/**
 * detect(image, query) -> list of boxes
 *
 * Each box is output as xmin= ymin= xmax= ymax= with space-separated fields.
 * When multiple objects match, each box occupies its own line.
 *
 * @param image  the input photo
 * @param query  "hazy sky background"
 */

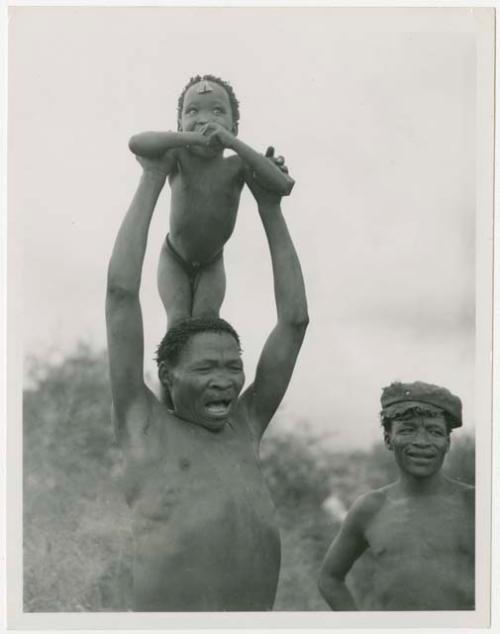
xmin=10 ymin=7 xmax=478 ymax=448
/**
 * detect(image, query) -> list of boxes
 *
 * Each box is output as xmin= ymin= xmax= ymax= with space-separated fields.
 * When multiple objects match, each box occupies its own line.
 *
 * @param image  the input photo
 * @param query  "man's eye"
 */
xmin=185 ymin=107 xmax=197 ymax=115
xmin=394 ymin=413 xmax=412 ymax=422
xmin=430 ymin=429 xmax=444 ymax=436
xmin=213 ymin=107 xmax=224 ymax=115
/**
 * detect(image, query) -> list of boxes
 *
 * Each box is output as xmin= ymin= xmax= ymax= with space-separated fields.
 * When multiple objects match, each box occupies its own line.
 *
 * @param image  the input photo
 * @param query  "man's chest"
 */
xmin=121 ymin=421 xmax=272 ymax=523
xmin=365 ymin=496 xmax=474 ymax=560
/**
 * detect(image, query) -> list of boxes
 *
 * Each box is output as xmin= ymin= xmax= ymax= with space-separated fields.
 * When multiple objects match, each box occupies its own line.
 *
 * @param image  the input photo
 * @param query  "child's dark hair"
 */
xmin=380 ymin=406 xmax=453 ymax=435
xmin=177 ymin=74 xmax=240 ymax=133
xmin=156 ymin=316 xmax=242 ymax=370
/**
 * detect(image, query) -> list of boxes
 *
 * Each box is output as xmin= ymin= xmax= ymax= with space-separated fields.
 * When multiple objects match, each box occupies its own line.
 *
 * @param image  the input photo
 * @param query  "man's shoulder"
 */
xmin=347 ymin=486 xmax=391 ymax=527
xmin=446 ymin=478 xmax=475 ymax=505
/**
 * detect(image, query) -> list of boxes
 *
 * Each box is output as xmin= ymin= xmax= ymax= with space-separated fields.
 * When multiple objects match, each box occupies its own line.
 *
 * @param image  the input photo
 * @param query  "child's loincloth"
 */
xmin=166 ymin=234 xmax=223 ymax=292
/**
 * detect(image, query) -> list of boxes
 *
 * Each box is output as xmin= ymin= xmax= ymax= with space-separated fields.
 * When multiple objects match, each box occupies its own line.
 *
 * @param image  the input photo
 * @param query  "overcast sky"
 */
xmin=10 ymin=7 xmax=481 ymax=448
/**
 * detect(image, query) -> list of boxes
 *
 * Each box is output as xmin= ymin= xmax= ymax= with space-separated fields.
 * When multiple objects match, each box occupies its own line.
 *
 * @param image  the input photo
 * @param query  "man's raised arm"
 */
xmin=242 ymin=155 xmax=309 ymax=441
xmin=106 ymin=156 xmax=169 ymax=439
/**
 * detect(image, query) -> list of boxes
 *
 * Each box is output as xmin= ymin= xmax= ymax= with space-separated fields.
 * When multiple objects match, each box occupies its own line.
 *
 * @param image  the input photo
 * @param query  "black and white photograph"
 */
xmin=5 ymin=4 xmax=495 ymax=630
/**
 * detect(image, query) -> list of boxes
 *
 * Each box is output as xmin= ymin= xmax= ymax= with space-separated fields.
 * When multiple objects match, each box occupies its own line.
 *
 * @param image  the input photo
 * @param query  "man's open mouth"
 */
xmin=204 ymin=399 xmax=232 ymax=418
xmin=406 ymin=451 xmax=434 ymax=460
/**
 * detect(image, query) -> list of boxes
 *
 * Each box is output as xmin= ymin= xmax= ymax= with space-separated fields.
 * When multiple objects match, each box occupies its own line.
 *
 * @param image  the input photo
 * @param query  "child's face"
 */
xmin=385 ymin=410 xmax=450 ymax=479
xmin=179 ymin=81 xmax=235 ymax=134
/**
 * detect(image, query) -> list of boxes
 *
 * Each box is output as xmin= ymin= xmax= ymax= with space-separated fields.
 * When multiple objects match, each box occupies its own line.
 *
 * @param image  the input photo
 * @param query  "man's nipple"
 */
xmin=179 ymin=457 xmax=191 ymax=471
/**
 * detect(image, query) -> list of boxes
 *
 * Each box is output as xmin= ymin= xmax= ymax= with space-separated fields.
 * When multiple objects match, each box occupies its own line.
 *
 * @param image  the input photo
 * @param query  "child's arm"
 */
xmin=318 ymin=494 xmax=376 ymax=610
xmin=201 ymin=123 xmax=295 ymax=195
xmin=129 ymin=131 xmax=208 ymax=159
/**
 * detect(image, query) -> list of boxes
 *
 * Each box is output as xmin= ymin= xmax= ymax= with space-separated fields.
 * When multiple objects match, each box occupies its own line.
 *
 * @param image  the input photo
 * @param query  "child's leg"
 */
xmin=192 ymin=254 xmax=226 ymax=319
xmin=157 ymin=239 xmax=193 ymax=330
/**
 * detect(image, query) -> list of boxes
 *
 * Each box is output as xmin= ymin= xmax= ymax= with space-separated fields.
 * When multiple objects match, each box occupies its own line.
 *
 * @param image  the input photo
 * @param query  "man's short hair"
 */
xmin=156 ymin=316 xmax=242 ymax=370
xmin=177 ymin=74 xmax=241 ymax=133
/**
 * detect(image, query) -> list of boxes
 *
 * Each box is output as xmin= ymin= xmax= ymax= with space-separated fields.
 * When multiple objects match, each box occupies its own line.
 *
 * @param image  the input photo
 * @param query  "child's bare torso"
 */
xmin=168 ymin=149 xmax=244 ymax=263
xmin=358 ymin=483 xmax=474 ymax=610
xmin=119 ymin=401 xmax=280 ymax=611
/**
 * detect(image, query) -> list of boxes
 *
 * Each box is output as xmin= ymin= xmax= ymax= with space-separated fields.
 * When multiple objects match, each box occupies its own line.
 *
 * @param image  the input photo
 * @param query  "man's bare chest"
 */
xmin=365 ymin=496 xmax=474 ymax=560
xmin=121 ymin=421 xmax=274 ymax=528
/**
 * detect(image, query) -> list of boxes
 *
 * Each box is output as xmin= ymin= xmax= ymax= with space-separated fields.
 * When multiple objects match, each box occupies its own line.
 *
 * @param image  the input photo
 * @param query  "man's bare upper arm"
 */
xmin=241 ymin=320 xmax=307 ymax=442
xmin=321 ymin=493 xmax=383 ymax=581
xmin=106 ymin=287 xmax=153 ymax=436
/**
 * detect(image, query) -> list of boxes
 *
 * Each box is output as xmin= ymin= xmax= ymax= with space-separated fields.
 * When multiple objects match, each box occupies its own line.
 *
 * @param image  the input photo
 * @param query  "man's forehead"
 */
xmin=183 ymin=331 xmax=240 ymax=356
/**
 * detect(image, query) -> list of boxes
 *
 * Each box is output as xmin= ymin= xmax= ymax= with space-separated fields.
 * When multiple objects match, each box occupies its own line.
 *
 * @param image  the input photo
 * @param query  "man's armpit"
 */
xmin=111 ymin=388 xmax=156 ymax=445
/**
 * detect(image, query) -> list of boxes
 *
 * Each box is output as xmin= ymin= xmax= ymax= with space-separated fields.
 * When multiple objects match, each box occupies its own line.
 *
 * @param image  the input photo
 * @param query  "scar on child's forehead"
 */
xmin=197 ymin=81 xmax=214 ymax=94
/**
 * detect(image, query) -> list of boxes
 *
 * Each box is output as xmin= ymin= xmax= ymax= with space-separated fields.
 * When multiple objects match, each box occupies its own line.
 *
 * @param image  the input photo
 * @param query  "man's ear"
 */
xmin=445 ymin=433 xmax=451 ymax=454
xmin=158 ymin=361 xmax=172 ymax=389
xmin=159 ymin=362 xmax=175 ymax=409
xmin=384 ymin=429 xmax=393 ymax=451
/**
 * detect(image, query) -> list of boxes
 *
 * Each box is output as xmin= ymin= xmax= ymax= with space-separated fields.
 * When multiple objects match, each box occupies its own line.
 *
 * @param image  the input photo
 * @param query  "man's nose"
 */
xmin=208 ymin=371 xmax=233 ymax=389
xmin=412 ymin=427 xmax=430 ymax=445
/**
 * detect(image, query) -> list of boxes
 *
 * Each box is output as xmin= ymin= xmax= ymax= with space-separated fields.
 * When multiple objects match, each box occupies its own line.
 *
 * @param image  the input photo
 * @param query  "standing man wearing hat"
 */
xmin=318 ymin=381 xmax=474 ymax=611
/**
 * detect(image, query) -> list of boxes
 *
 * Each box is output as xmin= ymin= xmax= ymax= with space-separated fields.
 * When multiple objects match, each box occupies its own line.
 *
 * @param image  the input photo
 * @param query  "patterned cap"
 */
xmin=380 ymin=381 xmax=462 ymax=428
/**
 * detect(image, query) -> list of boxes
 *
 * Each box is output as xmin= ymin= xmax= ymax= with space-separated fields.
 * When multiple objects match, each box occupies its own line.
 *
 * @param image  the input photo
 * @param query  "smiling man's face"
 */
xmin=165 ymin=331 xmax=245 ymax=432
xmin=385 ymin=407 xmax=450 ymax=479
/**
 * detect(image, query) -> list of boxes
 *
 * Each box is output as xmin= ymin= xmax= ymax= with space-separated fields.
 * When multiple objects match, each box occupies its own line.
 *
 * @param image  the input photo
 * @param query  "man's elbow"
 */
xmin=318 ymin=568 xmax=331 ymax=599
xmin=106 ymin=276 xmax=138 ymax=302
xmin=318 ymin=568 xmax=345 ymax=606
xmin=287 ymin=310 xmax=310 ymax=333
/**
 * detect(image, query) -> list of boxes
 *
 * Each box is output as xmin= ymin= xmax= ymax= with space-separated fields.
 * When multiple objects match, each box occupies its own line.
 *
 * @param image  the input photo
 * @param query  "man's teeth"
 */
xmin=206 ymin=402 xmax=230 ymax=415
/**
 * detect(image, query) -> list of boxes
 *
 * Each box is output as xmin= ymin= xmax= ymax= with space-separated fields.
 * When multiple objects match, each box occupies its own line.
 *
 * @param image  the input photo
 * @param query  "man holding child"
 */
xmin=106 ymin=74 xmax=474 ymax=613
xmin=106 ymin=133 xmax=307 ymax=609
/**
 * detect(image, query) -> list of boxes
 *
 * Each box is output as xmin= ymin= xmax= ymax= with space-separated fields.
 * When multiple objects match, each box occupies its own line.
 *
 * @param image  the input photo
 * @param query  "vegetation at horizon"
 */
xmin=23 ymin=345 xmax=475 ymax=611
